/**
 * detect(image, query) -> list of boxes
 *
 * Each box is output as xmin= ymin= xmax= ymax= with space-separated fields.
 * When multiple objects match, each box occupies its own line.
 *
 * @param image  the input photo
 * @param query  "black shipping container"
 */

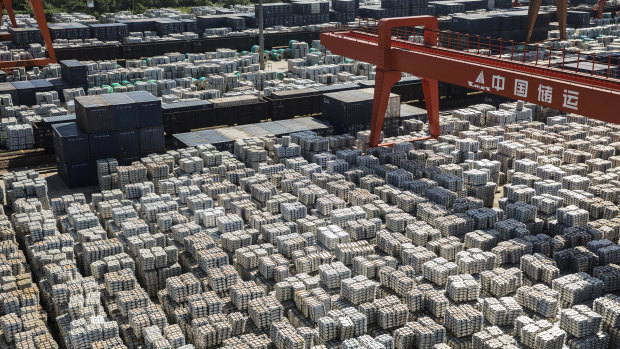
xmin=75 ymin=95 xmax=113 ymax=133
xmin=116 ymin=19 xmax=157 ymax=32
xmin=89 ymin=132 xmax=115 ymax=160
xmin=57 ymin=161 xmax=95 ymax=188
xmin=114 ymin=129 xmax=140 ymax=157
xmin=10 ymin=27 xmax=42 ymax=48
xmin=101 ymin=93 xmax=139 ymax=130
xmin=89 ymin=23 xmax=128 ymax=41
xmin=181 ymin=19 xmax=198 ymax=33
xmin=60 ymin=59 xmax=88 ymax=86
xmin=139 ymin=126 xmax=165 ymax=155
xmin=49 ymin=23 xmax=91 ymax=40
xmin=126 ymin=91 xmax=163 ymax=127
xmin=35 ymin=114 xmax=77 ymax=149
xmin=11 ymin=81 xmax=36 ymax=106
xmin=30 ymin=79 xmax=53 ymax=92
xmin=155 ymin=18 xmax=184 ymax=36
xmin=52 ymin=122 xmax=90 ymax=163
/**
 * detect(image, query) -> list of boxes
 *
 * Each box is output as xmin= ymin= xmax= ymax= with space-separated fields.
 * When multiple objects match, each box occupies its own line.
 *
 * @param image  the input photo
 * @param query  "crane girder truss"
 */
xmin=0 ymin=0 xmax=56 ymax=69
xmin=320 ymin=16 xmax=620 ymax=148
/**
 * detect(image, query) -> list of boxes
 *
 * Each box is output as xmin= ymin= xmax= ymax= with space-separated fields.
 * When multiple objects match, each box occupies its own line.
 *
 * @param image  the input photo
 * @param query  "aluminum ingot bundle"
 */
xmin=444 ymin=305 xmax=483 ymax=338
xmin=230 ymin=281 xmax=265 ymax=310
xmin=492 ymin=238 xmax=533 ymax=265
xmin=405 ymin=221 xmax=440 ymax=247
xmin=319 ymin=262 xmax=351 ymax=289
xmin=335 ymin=241 xmax=374 ymax=265
xmin=352 ymin=254 xmax=398 ymax=279
xmin=346 ymin=218 xmax=382 ymax=241
xmin=594 ymin=264 xmax=620 ymax=292
xmin=317 ymin=225 xmax=350 ymax=250
xmin=270 ymin=320 xmax=306 ymax=349
xmin=341 ymin=275 xmax=377 ymax=305
xmin=554 ymin=247 xmax=600 ymax=275
xmin=248 ymin=295 xmax=283 ymax=329
xmin=466 ymin=207 xmax=501 ymax=230
xmin=482 ymin=297 xmax=523 ymax=326
xmin=455 ymin=248 xmax=495 ymax=274
xmin=516 ymin=284 xmax=560 ymax=318
xmin=426 ymin=236 xmax=463 ymax=261
xmin=559 ymin=305 xmax=602 ymax=339
xmin=557 ymin=205 xmax=589 ymax=227
xmin=472 ymin=326 xmax=519 ymax=349
xmin=393 ymin=316 xmax=446 ymax=349
xmin=422 ymin=257 xmax=458 ymax=286
xmin=378 ymin=266 xmax=416 ymax=297
xmin=446 ymin=274 xmax=480 ymax=302
xmin=481 ymin=267 xmax=522 ymax=297
xmin=552 ymin=272 xmax=604 ymax=307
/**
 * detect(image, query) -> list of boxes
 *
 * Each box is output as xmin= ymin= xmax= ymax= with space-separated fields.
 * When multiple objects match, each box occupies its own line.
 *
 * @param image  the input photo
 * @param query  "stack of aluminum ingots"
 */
xmin=341 ymin=275 xmax=377 ymax=305
xmin=481 ymin=267 xmax=522 ymax=297
xmin=481 ymin=297 xmax=523 ymax=327
xmin=520 ymin=253 xmax=560 ymax=284
xmin=352 ymin=254 xmax=397 ymax=279
xmin=472 ymin=326 xmax=519 ymax=349
xmin=552 ymin=272 xmax=604 ymax=307
xmin=10 ymin=103 xmax=620 ymax=349
xmin=516 ymin=284 xmax=560 ymax=318
xmin=446 ymin=274 xmax=481 ymax=302
xmin=423 ymin=257 xmax=458 ymax=286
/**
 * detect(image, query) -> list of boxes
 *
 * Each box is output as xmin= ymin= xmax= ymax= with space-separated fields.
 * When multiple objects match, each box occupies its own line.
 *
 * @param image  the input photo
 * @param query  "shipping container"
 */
xmin=75 ymin=95 xmax=113 ymax=133
xmin=57 ymin=161 xmax=95 ymax=188
xmin=35 ymin=114 xmax=77 ymax=149
xmin=52 ymin=122 xmax=90 ymax=163
xmin=139 ymin=126 xmax=165 ymax=155
xmin=88 ymin=132 xmax=115 ymax=160
xmin=101 ymin=93 xmax=140 ymax=130
xmin=60 ymin=59 xmax=88 ymax=87
xmin=114 ymin=129 xmax=140 ymax=157
xmin=11 ymin=81 xmax=36 ymax=106
xmin=126 ymin=91 xmax=163 ymax=127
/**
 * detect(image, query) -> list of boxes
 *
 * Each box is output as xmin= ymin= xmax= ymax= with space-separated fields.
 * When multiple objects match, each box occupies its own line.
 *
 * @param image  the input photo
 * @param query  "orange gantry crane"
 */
xmin=321 ymin=16 xmax=620 ymax=148
xmin=0 ymin=0 xmax=56 ymax=68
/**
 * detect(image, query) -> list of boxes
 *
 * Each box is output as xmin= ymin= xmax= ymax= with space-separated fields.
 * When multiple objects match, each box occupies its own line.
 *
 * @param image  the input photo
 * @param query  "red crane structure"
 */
xmin=320 ymin=16 xmax=620 ymax=148
xmin=0 ymin=0 xmax=56 ymax=69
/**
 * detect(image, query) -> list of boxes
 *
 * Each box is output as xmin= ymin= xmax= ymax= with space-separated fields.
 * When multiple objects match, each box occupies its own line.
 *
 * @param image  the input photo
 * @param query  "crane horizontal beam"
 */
xmin=322 ymin=27 xmax=620 ymax=123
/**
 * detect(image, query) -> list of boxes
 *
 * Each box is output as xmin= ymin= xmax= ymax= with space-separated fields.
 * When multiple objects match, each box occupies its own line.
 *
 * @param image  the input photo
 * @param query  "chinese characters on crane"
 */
xmin=468 ymin=70 xmax=580 ymax=112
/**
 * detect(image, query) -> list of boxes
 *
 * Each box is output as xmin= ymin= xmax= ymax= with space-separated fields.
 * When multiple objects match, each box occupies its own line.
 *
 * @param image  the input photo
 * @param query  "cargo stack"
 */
xmin=53 ymin=91 xmax=163 ymax=188
xmin=257 ymin=3 xmax=293 ymax=27
xmin=290 ymin=0 xmax=330 ymax=26
xmin=88 ymin=23 xmax=128 ymax=42
xmin=330 ymin=0 xmax=357 ymax=23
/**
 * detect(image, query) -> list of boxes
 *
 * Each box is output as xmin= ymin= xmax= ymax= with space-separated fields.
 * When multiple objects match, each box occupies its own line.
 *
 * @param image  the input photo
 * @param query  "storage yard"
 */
xmin=0 ymin=0 xmax=619 ymax=348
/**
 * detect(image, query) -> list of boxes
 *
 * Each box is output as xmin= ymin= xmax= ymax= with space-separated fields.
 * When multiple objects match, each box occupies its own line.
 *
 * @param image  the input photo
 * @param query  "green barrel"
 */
xmin=251 ymin=45 xmax=260 ymax=53
xmin=289 ymin=39 xmax=297 ymax=48
xmin=277 ymin=72 xmax=285 ymax=80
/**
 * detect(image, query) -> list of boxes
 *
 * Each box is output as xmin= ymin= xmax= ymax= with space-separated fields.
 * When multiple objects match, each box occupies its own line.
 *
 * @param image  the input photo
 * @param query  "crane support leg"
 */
xmin=556 ymin=0 xmax=567 ymax=41
xmin=1 ymin=0 xmax=17 ymax=28
xmin=30 ymin=0 xmax=56 ymax=62
xmin=422 ymin=78 xmax=440 ymax=139
xmin=369 ymin=69 xmax=401 ymax=148
xmin=525 ymin=0 xmax=542 ymax=42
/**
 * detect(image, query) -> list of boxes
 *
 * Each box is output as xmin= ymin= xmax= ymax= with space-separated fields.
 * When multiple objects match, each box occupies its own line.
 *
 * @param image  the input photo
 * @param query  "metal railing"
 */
xmin=321 ymin=17 xmax=620 ymax=82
